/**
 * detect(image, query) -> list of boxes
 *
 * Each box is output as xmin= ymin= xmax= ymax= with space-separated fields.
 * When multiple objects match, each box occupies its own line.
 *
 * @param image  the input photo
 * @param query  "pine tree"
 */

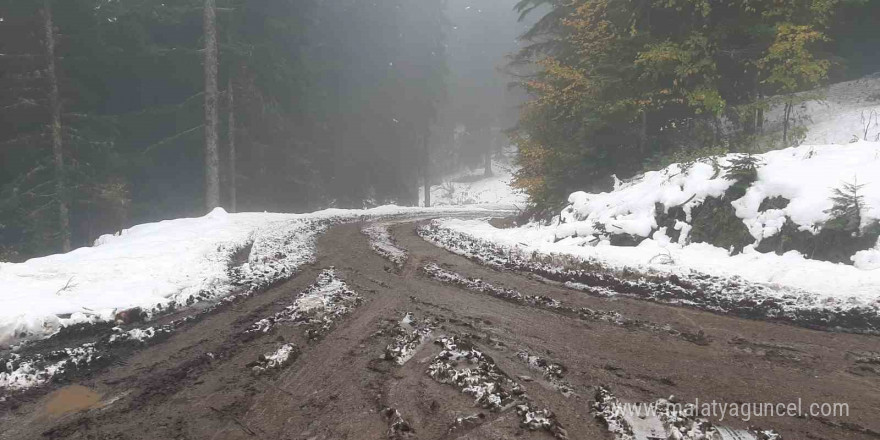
xmin=723 ymin=154 xmax=762 ymax=185
xmin=39 ymin=0 xmax=69 ymax=252
xmin=227 ymin=76 xmax=236 ymax=213
xmin=722 ymin=154 xmax=763 ymax=199
xmin=825 ymin=179 xmax=866 ymax=235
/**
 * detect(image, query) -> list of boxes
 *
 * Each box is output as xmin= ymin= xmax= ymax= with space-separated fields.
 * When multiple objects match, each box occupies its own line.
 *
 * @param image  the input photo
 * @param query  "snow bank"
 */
xmin=558 ymin=142 xmax=880 ymax=257
xmin=561 ymin=159 xmax=732 ymax=238
xmin=0 ymin=204 xmax=508 ymax=348
xmin=734 ymin=142 xmax=880 ymax=239
xmin=0 ymin=207 xmax=273 ymax=347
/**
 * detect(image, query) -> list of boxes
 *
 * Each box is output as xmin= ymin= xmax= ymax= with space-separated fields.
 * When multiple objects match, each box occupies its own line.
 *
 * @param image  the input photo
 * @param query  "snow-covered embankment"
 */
xmin=0 ymin=205 xmax=507 ymax=348
xmin=421 ymin=142 xmax=880 ymax=331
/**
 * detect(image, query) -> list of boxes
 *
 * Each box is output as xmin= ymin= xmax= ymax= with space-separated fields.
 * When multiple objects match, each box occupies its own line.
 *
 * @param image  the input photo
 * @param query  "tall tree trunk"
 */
xmin=422 ymin=135 xmax=430 ymax=208
xmin=638 ymin=110 xmax=648 ymax=153
xmin=227 ymin=76 xmax=237 ymax=213
xmin=756 ymin=107 xmax=764 ymax=134
xmin=756 ymin=95 xmax=765 ymax=134
xmin=42 ymin=0 xmax=70 ymax=252
xmin=203 ymin=0 xmax=221 ymax=211
xmin=782 ymin=101 xmax=792 ymax=146
xmin=753 ymin=88 xmax=764 ymax=135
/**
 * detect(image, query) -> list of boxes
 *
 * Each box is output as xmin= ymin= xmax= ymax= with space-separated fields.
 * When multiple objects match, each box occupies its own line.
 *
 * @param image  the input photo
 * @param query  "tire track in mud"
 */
xmin=373 ymin=310 xmax=573 ymax=439
xmin=129 ymin=268 xmax=362 ymax=411
xmin=419 ymin=262 xmax=712 ymax=346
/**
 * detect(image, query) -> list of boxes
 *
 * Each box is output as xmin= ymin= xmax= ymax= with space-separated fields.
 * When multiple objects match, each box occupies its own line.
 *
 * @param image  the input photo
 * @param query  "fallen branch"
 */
xmin=55 ymin=276 xmax=76 ymax=295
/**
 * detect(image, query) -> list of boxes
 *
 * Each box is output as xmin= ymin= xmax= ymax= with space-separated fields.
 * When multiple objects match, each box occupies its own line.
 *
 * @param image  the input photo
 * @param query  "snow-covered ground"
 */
xmin=420 ymin=149 xmax=527 ymax=208
xmin=0 ymin=205 xmax=509 ymax=348
xmin=771 ymin=74 xmax=880 ymax=145
xmin=423 ymin=141 xmax=880 ymax=323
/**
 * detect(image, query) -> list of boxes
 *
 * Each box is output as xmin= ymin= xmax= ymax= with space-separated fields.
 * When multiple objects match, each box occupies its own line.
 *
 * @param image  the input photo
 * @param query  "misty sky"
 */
xmin=443 ymin=0 xmax=533 ymax=129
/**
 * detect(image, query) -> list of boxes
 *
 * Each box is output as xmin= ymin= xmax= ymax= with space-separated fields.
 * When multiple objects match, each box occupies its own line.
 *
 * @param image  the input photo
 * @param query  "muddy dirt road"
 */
xmin=1 ymin=219 xmax=879 ymax=439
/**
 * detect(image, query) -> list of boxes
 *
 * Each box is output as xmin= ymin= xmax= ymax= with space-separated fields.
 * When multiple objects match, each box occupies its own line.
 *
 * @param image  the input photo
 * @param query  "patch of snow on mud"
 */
xmin=251 ymin=343 xmax=298 ymax=373
xmin=517 ymin=405 xmax=566 ymax=435
xmin=108 ymin=326 xmax=172 ymax=344
xmin=246 ymin=268 xmax=361 ymax=336
xmin=382 ymin=407 xmax=416 ymax=439
xmin=1 ymin=320 xmax=189 ymax=395
xmin=362 ymin=223 xmax=408 ymax=269
xmin=427 ymin=336 xmax=518 ymax=410
xmin=230 ymin=219 xmax=329 ymax=295
xmin=1 ymin=344 xmax=100 ymax=392
xmin=516 ymin=350 xmax=574 ymax=397
xmin=1 ymin=311 xmax=211 ymax=394
xmin=448 ymin=413 xmax=486 ymax=432
xmin=426 ymin=335 xmax=568 ymax=438
xmin=592 ymin=386 xmax=781 ymax=440
xmin=383 ymin=313 xmax=433 ymax=365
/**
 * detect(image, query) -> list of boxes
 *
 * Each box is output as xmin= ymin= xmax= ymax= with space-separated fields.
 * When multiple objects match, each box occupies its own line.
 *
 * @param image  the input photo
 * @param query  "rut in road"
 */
xmin=1 ymin=220 xmax=879 ymax=440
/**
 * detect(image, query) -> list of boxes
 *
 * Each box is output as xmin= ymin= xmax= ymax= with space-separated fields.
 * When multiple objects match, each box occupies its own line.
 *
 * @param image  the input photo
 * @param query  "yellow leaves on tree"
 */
xmin=761 ymin=23 xmax=830 ymax=94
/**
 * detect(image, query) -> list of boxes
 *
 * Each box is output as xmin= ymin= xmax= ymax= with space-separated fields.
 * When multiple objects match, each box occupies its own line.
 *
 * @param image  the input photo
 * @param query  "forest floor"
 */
xmin=1 ymin=217 xmax=879 ymax=440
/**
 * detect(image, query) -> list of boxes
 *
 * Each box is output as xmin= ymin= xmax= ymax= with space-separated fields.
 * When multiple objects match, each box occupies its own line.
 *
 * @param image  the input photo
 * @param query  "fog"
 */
xmin=0 ymin=0 xmax=534 ymax=259
xmin=434 ymin=0 xmax=533 ymax=175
